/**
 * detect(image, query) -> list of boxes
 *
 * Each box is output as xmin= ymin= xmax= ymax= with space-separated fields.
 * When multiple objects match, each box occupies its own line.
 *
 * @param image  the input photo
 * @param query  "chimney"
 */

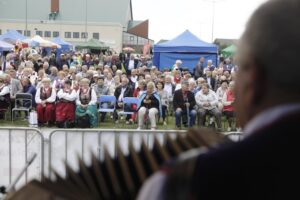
xmin=51 ymin=0 xmax=59 ymax=12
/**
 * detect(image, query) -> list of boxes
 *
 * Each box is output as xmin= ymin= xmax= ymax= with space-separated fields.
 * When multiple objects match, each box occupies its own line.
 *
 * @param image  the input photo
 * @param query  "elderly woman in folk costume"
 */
xmin=35 ymin=78 xmax=56 ymax=126
xmin=137 ymin=82 xmax=162 ymax=130
xmin=55 ymin=79 xmax=77 ymax=128
xmin=75 ymin=78 xmax=98 ymax=128
xmin=0 ymin=75 xmax=10 ymax=119
xmin=35 ymin=69 xmax=47 ymax=89
xmin=52 ymin=71 xmax=66 ymax=92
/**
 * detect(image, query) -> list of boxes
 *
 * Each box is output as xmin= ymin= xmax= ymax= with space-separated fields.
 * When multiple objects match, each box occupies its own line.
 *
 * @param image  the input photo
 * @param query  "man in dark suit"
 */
xmin=173 ymin=80 xmax=196 ymax=128
xmin=137 ymin=0 xmax=300 ymax=199
xmin=114 ymin=77 xmax=133 ymax=123
xmin=193 ymin=57 xmax=205 ymax=79
xmin=204 ymin=70 xmax=216 ymax=91
xmin=125 ymin=54 xmax=138 ymax=74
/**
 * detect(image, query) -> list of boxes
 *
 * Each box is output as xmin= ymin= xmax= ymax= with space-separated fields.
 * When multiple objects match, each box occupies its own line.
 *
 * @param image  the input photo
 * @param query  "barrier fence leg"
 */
xmin=9 ymin=130 xmax=12 ymax=184
xmin=97 ymin=131 xmax=102 ymax=160
xmin=25 ymin=130 xmax=28 ymax=183
xmin=81 ymin=131 xmax=84 ymax=160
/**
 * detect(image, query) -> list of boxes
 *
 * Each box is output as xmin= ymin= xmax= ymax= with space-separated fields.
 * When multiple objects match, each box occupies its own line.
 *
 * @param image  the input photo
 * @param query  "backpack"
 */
xmin=77 ymin=114 xmax=90 ymax=128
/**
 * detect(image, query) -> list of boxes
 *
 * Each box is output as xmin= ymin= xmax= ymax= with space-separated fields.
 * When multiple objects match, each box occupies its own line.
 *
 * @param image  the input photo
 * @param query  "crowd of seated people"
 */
xmin=0 ymin=51 xmax=238 ymax=130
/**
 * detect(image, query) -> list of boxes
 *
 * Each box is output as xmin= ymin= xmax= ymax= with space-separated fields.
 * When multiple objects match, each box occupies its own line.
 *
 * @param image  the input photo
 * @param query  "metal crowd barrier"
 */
xmin=0 ymin=127 xmax=243 ymax=188
xmin=0 ymin=127 xmax=44 ymax=190
xmin=48 ymin=129 xmax=186 ymax=179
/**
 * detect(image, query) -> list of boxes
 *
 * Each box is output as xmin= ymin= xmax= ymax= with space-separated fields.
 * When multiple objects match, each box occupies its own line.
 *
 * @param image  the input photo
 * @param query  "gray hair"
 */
xmin=147 ymin=81 xmax=156 ymax=89
xmin=181 ymin=80 xmax=189 ymax=86
xmin=80 ymin=78 xmax=90 ymax=85
xmin=188 ymin=79 xmax=196 ymax=85
xmin=229 ymin=81 xmax=235 ymax=88
xmin=239 ymin=0 xmax=300 ymax=89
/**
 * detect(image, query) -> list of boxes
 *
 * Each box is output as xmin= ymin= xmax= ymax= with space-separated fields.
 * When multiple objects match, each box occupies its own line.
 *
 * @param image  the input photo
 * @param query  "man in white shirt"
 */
xmin=125 ymin=55 xmax=137 ymax=73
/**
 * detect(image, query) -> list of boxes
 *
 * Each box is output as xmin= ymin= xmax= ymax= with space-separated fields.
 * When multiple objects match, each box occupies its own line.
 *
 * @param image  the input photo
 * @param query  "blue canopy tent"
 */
xmin=52 ymin=37 xmax=72 ymax=50
xmin=0 ymin=40 xmax=14 ymax=52
xmin=153 ymin=30 xmax=218 ymax=72
xmin=0 ymin=30 xmax=26 ymax=44
xmin=52 ymin=37 xmax=73 ymax=59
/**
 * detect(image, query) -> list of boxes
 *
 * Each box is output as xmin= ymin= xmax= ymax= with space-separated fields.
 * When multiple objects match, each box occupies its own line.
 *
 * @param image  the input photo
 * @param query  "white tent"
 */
xmin=23 ymin=35 xmax=61 ymax=48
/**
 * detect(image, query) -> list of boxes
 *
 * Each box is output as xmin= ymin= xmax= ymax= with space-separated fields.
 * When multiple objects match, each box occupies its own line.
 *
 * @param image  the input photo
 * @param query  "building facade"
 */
xmin=0 ymin=0 xmax=152 ymax=53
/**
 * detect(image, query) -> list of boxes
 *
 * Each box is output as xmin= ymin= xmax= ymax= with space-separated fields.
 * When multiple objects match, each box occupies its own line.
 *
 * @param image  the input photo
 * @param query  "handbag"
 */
xmin=29 ymin=111 xmax=38 ymax=128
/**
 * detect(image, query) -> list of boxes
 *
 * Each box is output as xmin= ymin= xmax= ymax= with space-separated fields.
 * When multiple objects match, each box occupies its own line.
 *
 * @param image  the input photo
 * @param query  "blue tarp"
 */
xmin=0 ymin=30 xmax=26 ymax=44
xmin=52 ymin=37 xmax=72 ymax=50
xmin=52 ymin=37 xmax=73 ymax=59
xmin=153 ymin=30 xmax=218 ymax=72
xmin=0 ymin=40 xmax=14 ymax=52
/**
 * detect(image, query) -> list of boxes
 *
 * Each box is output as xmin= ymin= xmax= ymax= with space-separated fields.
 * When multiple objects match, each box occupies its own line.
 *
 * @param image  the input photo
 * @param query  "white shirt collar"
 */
xmin=244 ymin=103 xmax=300 ymax=137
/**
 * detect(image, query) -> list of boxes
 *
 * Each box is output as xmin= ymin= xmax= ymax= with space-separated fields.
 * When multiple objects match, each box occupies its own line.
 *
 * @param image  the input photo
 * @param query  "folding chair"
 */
xmin=98 ymin=95 xmax=116 ymax=123
xmin=12 ymin=93 xmax=32 ymax=121
xmin=117 ymin=97 xmax=139 ymax=127
xmin=0 ymin=105 xmax=11 ymax=121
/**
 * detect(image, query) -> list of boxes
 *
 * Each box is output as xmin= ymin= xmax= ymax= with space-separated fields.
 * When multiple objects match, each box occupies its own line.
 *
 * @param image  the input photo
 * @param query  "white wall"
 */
xmin=0 ymin=21 xmax=123 ymax=52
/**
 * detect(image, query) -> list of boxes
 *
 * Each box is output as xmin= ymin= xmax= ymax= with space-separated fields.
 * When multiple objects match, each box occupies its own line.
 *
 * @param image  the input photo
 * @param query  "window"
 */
xmin=53 ymin=31 xmax=59 ymax=37
xmin=130 ymin=36 xmax=135 ymax=41
xmin=24 ymin=30 xmax=31 ymax=37
xmin=93 ymin=33 xmax=99 ymax=39
xmin=73 ymin=32 xmax=79 ymax=38
xmin=65 ymin=32 xmax=71 ymax=38
xmin=44 ymin=31 xmax=51 ymax=37
xmin=36 ymin=31 xmax=43 ymax=37
xmin=81 ymin=32 xmax=88 ymax=39
xmin=17 ymin=30 xmax=22 ymax=34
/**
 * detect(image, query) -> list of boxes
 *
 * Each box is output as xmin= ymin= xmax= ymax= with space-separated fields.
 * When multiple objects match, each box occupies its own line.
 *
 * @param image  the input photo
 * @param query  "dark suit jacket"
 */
xmin=204 ymin=76 xmax=216 ymax=91
xmin=163 ymin=111 xmax=300 ymax=200
xmin=173 ymin=89 xmax=196 ymax=112
xmin=193 ymin=62 xmax=204 ymax=79
xmin=125 ymin=59 xmax=138 ymax=71
xmin=114 ymin=85 xmax=133 ymax=103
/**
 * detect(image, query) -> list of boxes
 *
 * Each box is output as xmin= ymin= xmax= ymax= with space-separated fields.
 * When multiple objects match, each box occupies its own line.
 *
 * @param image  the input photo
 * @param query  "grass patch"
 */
xmin=0 ymin=112 xmax=231 ymax=131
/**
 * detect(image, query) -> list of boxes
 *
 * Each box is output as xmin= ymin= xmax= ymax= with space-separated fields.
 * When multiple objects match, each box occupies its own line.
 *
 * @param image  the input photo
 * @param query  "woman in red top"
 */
xmin=173 ymin=69 xmax=181 ymax=84
xmin=222 ymin=81 xmax=235 ymax=131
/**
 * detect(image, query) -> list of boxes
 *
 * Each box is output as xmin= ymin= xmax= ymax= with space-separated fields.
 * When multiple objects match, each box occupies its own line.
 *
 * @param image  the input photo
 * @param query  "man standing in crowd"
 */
xmin=125 ymin=54 xmax=138 ymax=74
xmin=193 ymin=57 xmax=205 ymax=79
xmin=137 ymin=0 xmax=300 ymax=199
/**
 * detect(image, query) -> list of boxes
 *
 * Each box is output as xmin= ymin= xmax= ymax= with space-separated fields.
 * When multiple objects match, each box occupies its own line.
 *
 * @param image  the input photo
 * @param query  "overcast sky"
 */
xmin=131 ymin=0 xmax=267 ymax=43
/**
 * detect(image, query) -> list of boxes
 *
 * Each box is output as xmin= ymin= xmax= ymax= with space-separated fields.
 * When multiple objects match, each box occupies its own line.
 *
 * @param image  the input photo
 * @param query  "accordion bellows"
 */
xmin=8 ymin=129 xmax=225 ymax=200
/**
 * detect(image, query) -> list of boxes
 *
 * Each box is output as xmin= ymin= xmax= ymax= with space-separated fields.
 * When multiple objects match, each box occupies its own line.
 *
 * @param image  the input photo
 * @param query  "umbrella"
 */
xmin=123 ymin=47 xmax=135 ymax=52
